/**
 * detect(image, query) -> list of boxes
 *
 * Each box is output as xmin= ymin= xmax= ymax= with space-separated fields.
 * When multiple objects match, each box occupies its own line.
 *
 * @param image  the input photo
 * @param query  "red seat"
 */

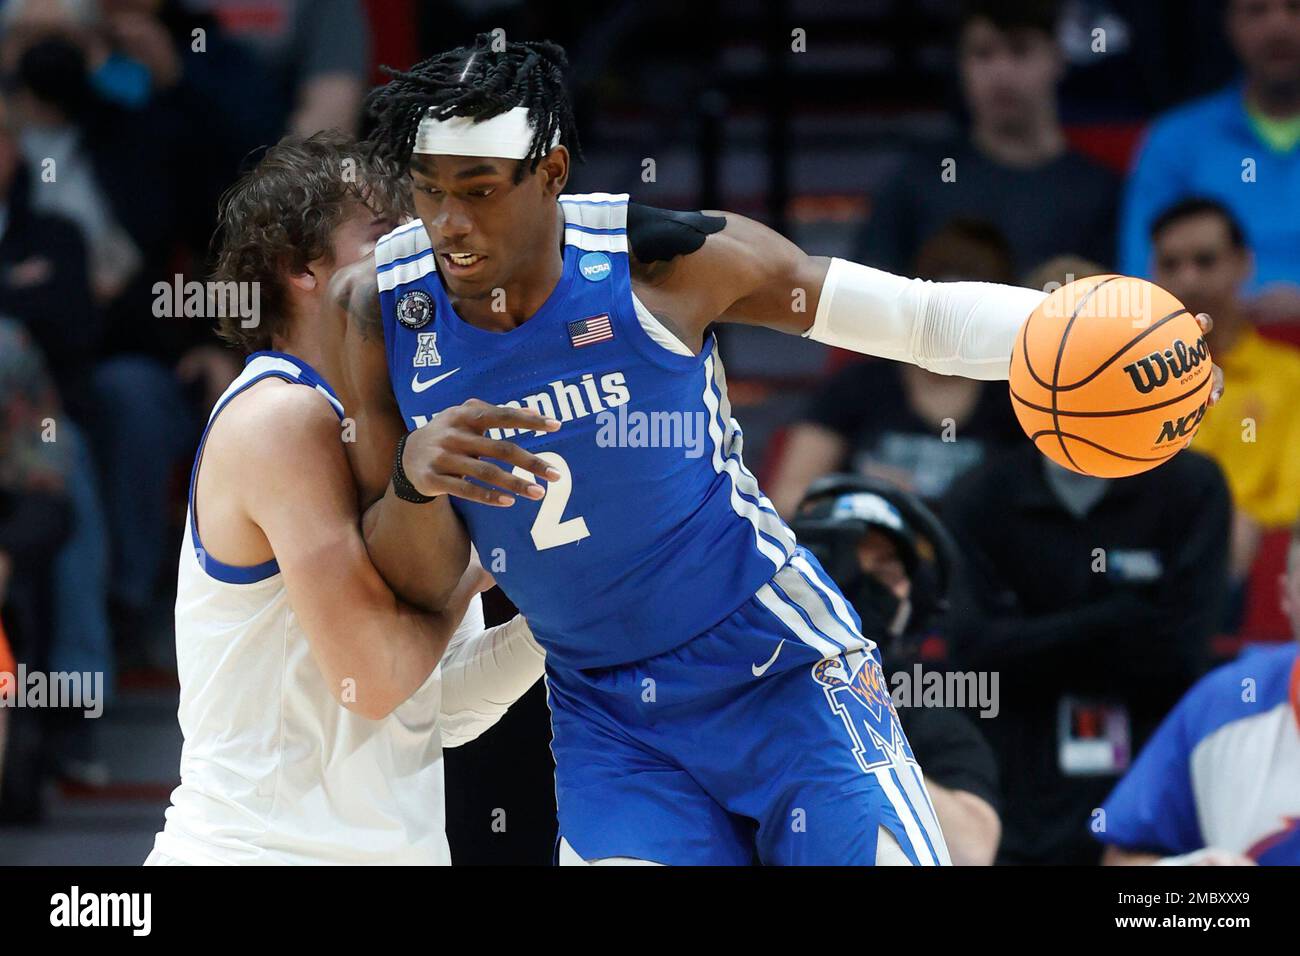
xmin=1239 ymin=528 xmax=1294 ymax=642
xmin=1256 ymin=322 xmax=1300 ymax=349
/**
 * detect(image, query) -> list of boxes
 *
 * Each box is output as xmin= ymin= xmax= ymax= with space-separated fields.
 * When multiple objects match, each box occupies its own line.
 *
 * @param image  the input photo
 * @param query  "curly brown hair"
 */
xmin=211 ymin=131 xmax=410 ymax=352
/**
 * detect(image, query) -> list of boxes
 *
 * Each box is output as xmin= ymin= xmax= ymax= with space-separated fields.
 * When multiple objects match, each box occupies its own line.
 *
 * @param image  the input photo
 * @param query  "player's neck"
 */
xmin=271 ymin=314 xmax=332 ymax=381
xmin=971 ymin=113 xmax=1066 ymax=168
xmin=450 ymin=217 xmax=566 ymax=332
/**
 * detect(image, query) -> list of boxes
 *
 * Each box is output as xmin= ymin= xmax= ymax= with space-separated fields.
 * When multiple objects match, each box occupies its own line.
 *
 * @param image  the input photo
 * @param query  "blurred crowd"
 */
xmin=0 ymin=0 xmax=1298 ymax=865
xmin=0 ymin=0 xmax=371 ymax=820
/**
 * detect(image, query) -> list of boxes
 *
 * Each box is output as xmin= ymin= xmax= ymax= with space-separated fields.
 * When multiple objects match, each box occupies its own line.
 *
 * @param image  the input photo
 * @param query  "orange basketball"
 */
xmin=1008 ymin=275 xmax=1213 ymax=478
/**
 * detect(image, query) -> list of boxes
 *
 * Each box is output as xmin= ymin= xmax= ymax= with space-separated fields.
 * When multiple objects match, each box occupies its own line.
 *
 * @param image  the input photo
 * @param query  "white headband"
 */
xmin=413 ymin=106 xmax=557 ymax=160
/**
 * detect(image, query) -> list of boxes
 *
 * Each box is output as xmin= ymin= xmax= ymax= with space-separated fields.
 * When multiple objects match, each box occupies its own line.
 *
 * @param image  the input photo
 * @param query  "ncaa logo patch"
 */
xmin=396 ymin=290 xmax=434 ymax=329
xmin=579 ymin=251 xmax=612 ymax=282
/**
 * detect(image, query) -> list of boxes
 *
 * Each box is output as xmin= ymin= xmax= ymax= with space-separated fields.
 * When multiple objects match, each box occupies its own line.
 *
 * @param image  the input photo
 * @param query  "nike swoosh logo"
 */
xmin=752 ymin=640 xmax=785 ymax=677
xmin=411 ymin=367 xmax=461 ymax=393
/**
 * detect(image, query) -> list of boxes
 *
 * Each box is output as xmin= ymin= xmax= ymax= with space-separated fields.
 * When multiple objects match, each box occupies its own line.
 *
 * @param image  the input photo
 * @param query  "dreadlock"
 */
xmin=366 ymin=34 xmax=582 ymax=181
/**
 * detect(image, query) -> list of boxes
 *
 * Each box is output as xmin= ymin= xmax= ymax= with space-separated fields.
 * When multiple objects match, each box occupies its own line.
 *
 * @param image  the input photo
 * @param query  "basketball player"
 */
xmin=146 ymin=134 xmax=551 ymax=865
xmin=338 ymin=36 xmax=1221 ymax=865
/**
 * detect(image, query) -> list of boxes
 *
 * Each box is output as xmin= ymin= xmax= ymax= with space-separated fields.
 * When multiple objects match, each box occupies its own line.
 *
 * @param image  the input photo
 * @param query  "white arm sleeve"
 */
xmin=438 ymin=602 xmax=545 ymax=749
xmin=803 ymin=257 xmax=1048 ymax=380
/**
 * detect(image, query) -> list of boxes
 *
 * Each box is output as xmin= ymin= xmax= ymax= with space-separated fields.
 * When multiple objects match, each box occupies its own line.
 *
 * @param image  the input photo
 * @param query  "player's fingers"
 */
xmin=445 ymin=454 xmax=546 ymax=501
xmin=1194 ymin=311 xmax=1213 ymax=336
xmin=436 ymin=475 xmax=518 ymax=507
xmin=460 ymin=399 xmax=560 ymax=435
xmin=468 ymin=437 xmax=562 ymax=480
xmin=1210 ymin=363 xmax=1224 ymax=405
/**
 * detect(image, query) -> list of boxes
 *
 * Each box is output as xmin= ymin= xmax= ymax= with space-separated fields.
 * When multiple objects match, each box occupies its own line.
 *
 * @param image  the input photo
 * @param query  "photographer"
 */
xmin=793 ymin=475 xmax=1001 ymax=866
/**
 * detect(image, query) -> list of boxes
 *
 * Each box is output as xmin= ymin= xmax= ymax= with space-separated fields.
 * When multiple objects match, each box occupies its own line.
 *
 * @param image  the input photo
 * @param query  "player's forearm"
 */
xmin=804 ymin=258 xmax=1047 ymax=380
xmin=342 ymin=558 xmax=488 ymax=720
xmin=362 ymin=488 xmax=470 ymax=612
xmin=439 ymin=614 xmax=546 ymax=747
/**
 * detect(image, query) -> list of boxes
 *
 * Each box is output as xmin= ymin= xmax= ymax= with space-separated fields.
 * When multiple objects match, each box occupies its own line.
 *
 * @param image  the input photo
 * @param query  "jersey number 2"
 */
xmin=512 ymin=452 xmax=589 ymax=550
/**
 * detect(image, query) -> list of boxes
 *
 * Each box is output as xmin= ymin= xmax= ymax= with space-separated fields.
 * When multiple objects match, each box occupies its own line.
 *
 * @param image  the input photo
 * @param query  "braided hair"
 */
xmin=366 ymin=34 xmax=582 ymax=181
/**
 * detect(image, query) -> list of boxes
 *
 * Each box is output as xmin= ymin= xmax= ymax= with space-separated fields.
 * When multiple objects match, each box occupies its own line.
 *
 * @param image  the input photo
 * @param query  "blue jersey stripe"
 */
xmin=563 ymin=223 xmax=627 ymax=236
xmin=377 ymin=248 xmax=436 ymax=273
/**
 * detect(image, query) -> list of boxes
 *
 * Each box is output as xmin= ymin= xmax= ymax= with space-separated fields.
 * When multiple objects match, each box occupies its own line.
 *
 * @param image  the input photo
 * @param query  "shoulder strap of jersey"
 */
xmin=559 ymin=193 xmax=629 ymax=254
xmin=377 ymin=219 xmax=436 ymax=293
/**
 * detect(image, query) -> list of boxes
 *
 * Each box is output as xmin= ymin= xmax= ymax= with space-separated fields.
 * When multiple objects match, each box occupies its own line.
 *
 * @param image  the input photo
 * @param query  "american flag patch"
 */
xmin=567 ymin=314 xmax=614 ymax=348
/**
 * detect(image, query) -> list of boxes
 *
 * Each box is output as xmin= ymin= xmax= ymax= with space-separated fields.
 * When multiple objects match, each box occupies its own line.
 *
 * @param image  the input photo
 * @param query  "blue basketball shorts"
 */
xmin=545 ymin=548 xmax=951 ymax=865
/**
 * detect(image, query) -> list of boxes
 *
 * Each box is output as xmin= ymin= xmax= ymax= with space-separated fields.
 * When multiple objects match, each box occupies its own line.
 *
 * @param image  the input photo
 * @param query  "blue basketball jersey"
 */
xmin=377 ymin=193 xmax=798 ymax=669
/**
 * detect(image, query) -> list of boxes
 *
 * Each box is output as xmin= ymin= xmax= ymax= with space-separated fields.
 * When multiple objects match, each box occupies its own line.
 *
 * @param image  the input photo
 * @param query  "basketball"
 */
xmin=1009 ymin=275 xmax=1213 ymax=478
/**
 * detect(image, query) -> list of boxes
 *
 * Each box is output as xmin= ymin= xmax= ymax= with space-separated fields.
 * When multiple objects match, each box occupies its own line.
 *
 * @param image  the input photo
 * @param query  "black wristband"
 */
xmin=392 ymin=431 xmax=439 ymax=504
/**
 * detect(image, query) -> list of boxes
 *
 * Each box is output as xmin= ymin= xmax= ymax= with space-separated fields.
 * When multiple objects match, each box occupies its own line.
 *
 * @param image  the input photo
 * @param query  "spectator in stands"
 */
xmin=96 ymin=0 xmax=282 ymax=253
xmin=0 ymin=92 xmax=113 ymax=782
xmin=770 ymin=220 xmax=1023 ymax=517
xmin=1119 ymin=0 xmax=1300 ymax=321
xmin=1151 ymin=198 xmax=1300 ymax=591
xmin=1096 ymin=520 xmax=1300 ymax=866
xmin=3 ymin=3 xmax=244 ymax=656
xmin=856 ymin=0 xmax=1118 ymax=277
xmin=0 ymin=321 xmax=72 ymax=822
xmin=793 ymin=475 xmax=1002 ymax=865
xmin=942 ymin=442 xmax=1230 ymax=864
xmin=1023 ymin=253 xmax=1106 ymax=295
xmin=202 ymin=0 xmax=371 ymax=137
xmin=1 ymin=0 xmax=145 ymax=304
xmin=0 ymin=93 xmax=97 ymax=415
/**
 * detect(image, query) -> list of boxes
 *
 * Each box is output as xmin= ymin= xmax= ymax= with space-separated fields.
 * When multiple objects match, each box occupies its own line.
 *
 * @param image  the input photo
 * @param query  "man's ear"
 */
xmin=288 ymin=267 xmax=318 ymax=293
xmin=538 ymin=145 xmax=569 ymax=196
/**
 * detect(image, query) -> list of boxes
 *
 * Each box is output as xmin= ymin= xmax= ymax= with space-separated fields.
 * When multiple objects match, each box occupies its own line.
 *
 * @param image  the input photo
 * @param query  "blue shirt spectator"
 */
xmin=1119 ymin=0 xmax=1300 ymax=317
xmin=1119 ymin=83 xmax=1300 ymax=294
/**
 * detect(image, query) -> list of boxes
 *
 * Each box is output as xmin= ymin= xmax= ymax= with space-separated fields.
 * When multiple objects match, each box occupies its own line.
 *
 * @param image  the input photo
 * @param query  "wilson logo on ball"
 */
xmin=1122 ymin=336 xmax=1209 ymax=394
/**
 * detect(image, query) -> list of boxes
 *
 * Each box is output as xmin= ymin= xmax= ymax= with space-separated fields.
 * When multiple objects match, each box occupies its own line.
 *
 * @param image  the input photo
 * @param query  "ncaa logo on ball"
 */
xmin=396 ymin=290 xmax=434 ymax=329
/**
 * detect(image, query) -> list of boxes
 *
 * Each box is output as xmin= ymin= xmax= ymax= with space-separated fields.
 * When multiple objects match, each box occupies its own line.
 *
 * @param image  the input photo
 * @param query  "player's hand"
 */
xmin=402 ymin=399 xmax=562 ymax=506
xmin=1195 ymin=313 xmax=1225 ymax=408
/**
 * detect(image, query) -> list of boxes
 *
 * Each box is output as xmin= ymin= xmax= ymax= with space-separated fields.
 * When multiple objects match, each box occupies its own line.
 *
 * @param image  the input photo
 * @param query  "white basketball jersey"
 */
xmin=150 ymin=351 xmax=482 ymax=865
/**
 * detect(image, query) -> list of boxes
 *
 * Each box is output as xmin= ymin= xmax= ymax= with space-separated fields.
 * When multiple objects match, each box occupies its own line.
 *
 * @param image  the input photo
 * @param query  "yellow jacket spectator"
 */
xmin=1191 ymin=324 xmax=1300 ymax=528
